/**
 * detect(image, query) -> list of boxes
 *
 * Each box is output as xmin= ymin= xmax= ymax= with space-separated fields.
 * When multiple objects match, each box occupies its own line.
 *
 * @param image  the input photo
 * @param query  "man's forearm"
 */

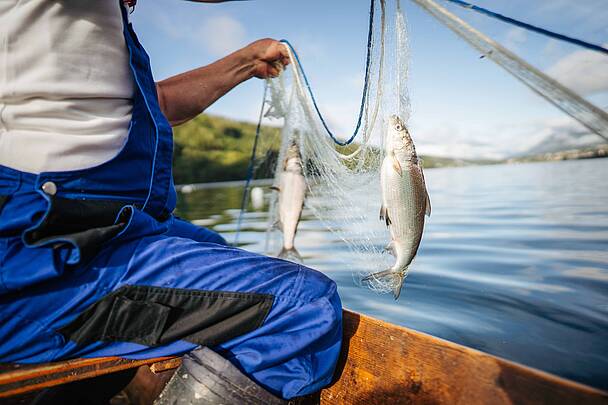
xmin=156 ymin=49 xmax=255 ymax=127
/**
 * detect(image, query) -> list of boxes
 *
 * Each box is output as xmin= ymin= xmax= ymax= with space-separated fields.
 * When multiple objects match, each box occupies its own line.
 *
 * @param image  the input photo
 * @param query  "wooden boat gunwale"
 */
xmin=0 ymin=310 xmax=606 ymax=404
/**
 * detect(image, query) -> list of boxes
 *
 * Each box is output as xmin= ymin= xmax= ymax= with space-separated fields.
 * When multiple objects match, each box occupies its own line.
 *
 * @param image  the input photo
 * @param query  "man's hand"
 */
xmin=241 ymin=39 xmax=291 ymax=79
xmin=156 ymin=38 xmax=291 ymax=126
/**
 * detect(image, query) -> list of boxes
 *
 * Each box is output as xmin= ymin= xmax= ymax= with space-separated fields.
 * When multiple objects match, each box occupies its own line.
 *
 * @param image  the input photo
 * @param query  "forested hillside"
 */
xmin=172 ymin=114 xmax=280 ymax=184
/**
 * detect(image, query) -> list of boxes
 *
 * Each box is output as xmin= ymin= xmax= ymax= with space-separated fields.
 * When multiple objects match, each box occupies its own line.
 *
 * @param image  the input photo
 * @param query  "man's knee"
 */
xmin=197 ymin=229 xmax=227 ymax=246
xmin=277 ymin=264 xmax=343 ymax=346
xmin=165 ymin=216 xmax=228 ymax=246
xmin=273 ymin=265 xmax=342 ymax=398
xmin=295 ymin=265 xmax=341 ymax=309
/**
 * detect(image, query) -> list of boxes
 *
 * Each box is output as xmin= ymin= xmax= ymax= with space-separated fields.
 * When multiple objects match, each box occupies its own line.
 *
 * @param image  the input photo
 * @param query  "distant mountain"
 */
xmin=508 ymin=144 xmax=608 ymax=164
xmin=515 ymin=121 xmax=604 ymax=157
xmin=525 ymin=133 xmax=603 ymax=156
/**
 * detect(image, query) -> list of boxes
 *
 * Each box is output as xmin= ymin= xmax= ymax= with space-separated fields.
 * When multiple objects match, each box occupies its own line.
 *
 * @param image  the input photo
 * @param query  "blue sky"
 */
xmin=131 ymin=0 xmax=608 ymax=158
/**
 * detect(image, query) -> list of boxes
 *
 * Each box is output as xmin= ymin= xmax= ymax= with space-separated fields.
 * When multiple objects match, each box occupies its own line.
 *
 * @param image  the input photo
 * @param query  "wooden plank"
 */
xmin=309 ymin=310 xmax=608 ymax=405
xmin=1 ymin=310 xmax=606 ymax=403
xmin=0 ymin=356 xmax=176 ymax=398
xmin=149 ymin=358 xmax=182 ymax=374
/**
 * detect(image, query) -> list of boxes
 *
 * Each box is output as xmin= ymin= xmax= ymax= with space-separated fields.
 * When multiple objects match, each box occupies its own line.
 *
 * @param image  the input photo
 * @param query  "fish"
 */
xmin=363 ymin=115 xmax=431 ymax=300
xmin=271 ymin=141 xmax=306 ymax=262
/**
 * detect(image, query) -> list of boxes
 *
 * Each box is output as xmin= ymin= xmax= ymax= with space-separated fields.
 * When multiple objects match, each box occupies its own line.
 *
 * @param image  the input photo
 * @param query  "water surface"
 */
xmin=176 ymin=159 xmax=608 ymax=390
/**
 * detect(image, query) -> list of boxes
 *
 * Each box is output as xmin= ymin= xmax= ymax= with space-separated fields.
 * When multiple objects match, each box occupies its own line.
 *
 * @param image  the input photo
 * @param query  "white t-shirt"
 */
xmin=0 ymin=0 xmax=135 ymax=174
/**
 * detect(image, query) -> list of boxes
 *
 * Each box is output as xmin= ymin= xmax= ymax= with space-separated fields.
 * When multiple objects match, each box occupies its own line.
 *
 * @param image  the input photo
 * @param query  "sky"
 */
xmin=131 ymin=0 xmax=608 ymax=159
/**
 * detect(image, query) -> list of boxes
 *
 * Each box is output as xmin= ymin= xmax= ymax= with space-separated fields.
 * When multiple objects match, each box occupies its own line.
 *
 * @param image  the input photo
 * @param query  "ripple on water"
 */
xmin=175 ymin=158 xmax=608 ymax=390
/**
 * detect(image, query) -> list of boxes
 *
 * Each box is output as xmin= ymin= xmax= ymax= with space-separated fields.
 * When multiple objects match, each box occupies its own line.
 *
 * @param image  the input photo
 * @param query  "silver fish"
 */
xmin=272 ymin=141 xmax=306 ymax=261
xmin=364 ymin=115 xmax=431 ymax=299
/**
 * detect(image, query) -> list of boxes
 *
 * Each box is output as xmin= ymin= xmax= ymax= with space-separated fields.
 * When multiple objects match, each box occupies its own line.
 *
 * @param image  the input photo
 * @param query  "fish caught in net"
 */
xmin=247 ymin=0 xmax=430 ymax=298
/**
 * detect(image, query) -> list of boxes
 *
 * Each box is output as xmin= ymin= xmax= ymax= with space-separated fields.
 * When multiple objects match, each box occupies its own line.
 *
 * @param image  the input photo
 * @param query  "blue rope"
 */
xmin=444 ymin=0 xmax=608 ymax=56
xmin=280 ymin=0 xmax=376 ymax=146
xmin=233 ymin=82 xmax=268 ymax=246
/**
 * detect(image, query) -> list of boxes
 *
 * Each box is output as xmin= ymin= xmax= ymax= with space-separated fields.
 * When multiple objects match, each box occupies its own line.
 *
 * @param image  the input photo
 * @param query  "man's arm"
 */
xmin=156 ymin=39 xmax=289 ymax=127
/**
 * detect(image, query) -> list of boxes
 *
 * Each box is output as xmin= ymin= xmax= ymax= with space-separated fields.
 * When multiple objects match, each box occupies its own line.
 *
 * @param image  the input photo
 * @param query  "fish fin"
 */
xmin=361 ymin=269 xmax=394 ymax=282
xmin=380 ymin=205 xmax=392 ymax=226
xmin=391 ymin=155 xmax=403 ymax=176
xmin=269 ymin=186 xmax=281 ymax=192
xmin=379 ymin=205 xmax=392 ymax=226
xmin=383 ymin=241 xmax=396 ymax=256
xmin=418 ymin=164 xmax=431 ymax=217
xmin=362 ymin=268 xmax=407 ymax=300
xmin=278 ymin=246 xmax=303 ymax=263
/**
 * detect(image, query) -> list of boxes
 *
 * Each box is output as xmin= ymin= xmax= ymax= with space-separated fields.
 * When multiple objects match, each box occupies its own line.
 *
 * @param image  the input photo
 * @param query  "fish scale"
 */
xmin=383 ymin=159 xmax=426 ymax=268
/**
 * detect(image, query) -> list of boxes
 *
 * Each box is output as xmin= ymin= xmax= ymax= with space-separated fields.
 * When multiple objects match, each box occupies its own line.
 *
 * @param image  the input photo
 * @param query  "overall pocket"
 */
xmin=58 ymin=285 xmax=274 ymax=348
xmin=103 ymin=295 xmax=171 ymax=346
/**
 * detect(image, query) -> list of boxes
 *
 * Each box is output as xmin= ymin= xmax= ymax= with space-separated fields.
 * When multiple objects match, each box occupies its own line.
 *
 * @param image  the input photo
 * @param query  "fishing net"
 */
xmin=249 ymin=0 xmax=412 ymax=294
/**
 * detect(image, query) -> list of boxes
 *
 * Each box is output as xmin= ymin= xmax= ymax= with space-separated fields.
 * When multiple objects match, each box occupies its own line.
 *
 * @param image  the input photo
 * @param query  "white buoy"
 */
xmin=181 ymin=185 xmax=194 ymax=194
xmin=251 ymin=187 xmax=264 ymax=210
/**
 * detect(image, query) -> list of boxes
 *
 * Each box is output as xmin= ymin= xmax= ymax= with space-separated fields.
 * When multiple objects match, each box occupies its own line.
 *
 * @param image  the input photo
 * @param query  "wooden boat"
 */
xmin=1 ymin=310 xmax=606 ymax=404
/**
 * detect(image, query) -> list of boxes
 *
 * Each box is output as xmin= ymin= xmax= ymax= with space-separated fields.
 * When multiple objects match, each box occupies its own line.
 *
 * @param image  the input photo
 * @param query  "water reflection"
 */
xmin=175 ymin=158 xmax=608 ymax=390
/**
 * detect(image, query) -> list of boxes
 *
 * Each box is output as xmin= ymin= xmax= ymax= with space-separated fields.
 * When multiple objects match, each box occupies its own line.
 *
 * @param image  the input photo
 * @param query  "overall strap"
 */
xmin=119 ymin=3 xmax=176 ymax=219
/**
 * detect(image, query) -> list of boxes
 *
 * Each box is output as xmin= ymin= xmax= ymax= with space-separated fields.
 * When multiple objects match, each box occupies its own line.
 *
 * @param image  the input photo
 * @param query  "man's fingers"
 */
xmin=270 ymin=60 xmax=284 ymax=73
xmin=268 ymin=64 xmax=282 ymax=79
xmin=278 ymin=45 xmax=291 ymax=65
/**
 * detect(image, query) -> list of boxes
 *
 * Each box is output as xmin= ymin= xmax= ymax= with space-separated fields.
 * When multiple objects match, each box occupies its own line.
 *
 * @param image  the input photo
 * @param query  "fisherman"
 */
xmin=0 ymin=1 xmax=342 ymax=403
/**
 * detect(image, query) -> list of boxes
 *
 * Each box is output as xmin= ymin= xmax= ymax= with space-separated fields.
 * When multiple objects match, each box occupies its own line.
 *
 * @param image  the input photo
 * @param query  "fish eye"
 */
xmin=395 ymin=124 xmax=403 ymax=131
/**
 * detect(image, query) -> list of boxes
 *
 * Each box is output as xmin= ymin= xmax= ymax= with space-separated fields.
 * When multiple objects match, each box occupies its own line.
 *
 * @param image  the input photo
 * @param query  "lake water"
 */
xmin=175 ymin=158 xmax=608 ymax=391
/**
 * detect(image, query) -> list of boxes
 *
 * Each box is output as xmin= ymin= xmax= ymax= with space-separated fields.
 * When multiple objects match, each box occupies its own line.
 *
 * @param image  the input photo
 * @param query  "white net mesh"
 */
xmin=251 ymin=0 xmax=414 ymax=294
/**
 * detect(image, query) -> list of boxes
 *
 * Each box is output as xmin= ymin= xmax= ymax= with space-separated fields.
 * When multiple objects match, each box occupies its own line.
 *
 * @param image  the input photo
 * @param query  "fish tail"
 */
xmin=278 ymin=246 xmax=303 ymax=263
xmin=362 ymin=267 xmax=408 ymax=300
xmin=392 ymin=270 xmax=406 ymax=300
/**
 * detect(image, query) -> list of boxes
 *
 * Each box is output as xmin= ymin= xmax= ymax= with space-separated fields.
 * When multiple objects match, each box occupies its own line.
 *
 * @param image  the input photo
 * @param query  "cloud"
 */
xmin=503 ymin=28 xmax=527 ymax=53
xmin=292 ymin=37 xmax=327 ymax=61
xmin=412 ymin=122 xmax=508 ymax=160
xmin=534 ymin=0 xmax=608 ymax=34
xmin=200 ymin=15 xmax=247 ymax=57
xmin=152 ymin=12 xmax=184 ymax=40
xmin=546 ymin=47 xmax=608 ymax=95
xmin=344 ymin=72 xmax=365 ymax=89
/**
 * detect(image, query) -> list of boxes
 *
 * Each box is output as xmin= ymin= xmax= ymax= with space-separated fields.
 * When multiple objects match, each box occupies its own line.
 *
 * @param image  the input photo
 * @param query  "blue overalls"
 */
xmin=0 ymin=3 xmax=342 ymax=400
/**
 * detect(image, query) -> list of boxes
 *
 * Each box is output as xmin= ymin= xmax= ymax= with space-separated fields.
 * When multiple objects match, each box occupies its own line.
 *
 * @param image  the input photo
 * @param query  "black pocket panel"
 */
xmin=23 ymin=197 xmax=132 ymax=265
xmin=104 ymin=296 xmax=171 ymax=346
xmin=58 ymin=285 xmax=274 ymax=348
xmin=24 ymin=197 xmax=127 ymax=243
